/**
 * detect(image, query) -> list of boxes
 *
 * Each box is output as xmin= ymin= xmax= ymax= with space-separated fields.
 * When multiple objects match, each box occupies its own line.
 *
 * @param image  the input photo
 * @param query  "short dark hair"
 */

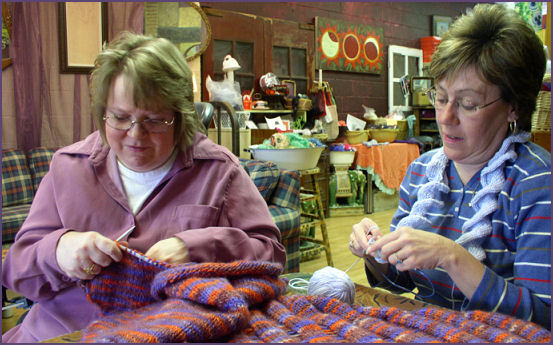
xmin=90 ymin=31 xmax=201 ymax=149
xmin=430 ymin=3 xmax=546 ymax=132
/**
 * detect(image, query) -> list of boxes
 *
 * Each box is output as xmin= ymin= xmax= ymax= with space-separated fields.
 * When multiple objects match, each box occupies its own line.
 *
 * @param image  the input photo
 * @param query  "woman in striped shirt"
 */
xmin=349 ymin=3 xmax=550 ymax=329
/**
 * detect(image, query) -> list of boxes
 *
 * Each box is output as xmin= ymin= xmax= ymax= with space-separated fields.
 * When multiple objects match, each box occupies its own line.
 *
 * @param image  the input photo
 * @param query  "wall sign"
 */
xmin=315 ymin=16 xmax=384 ymax=74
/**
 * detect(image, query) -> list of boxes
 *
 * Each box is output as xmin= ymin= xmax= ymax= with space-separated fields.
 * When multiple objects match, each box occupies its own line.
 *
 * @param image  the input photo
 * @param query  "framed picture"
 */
xmin=432 ymin=15 xmax=452 ymax=37
xmin=282 ymin=80 xmax=296 ymax=98
xmin=316 ymin=16 xmax=384 ymax=74
xmin=410 ymin=76 xmax=433 ymax=92
xmin=58 ymin=2 xmax=108 ymax=74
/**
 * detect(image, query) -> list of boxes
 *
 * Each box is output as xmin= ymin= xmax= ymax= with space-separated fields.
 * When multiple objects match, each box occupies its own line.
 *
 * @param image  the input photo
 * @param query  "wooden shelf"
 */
xmin=248 ymin=109 xmax=293 ymax=114
xmin=413 ymin=107 xmax=441 ymax=147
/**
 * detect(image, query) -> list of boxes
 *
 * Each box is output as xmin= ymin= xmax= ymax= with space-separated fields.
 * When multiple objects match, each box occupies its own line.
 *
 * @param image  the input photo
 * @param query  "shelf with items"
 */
xmin=248 ymin=109 xmax=307 ymax=145
xmin=248 ymin=109 xmax=294 ymax=115
xmin=413 ymin=106 xmax=439 ymax=137
xmin=247 ymin=109 xmax=304 ymax=124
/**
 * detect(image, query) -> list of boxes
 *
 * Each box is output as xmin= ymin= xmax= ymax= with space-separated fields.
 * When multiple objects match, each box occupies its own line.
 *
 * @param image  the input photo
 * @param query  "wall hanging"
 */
xmin=432 ymin=15 xmax=451 ymax=37
xmin=58 ymin=2 xmax=107 ymax=74
xmin=315 ymin=16 xmax=384 ymax=74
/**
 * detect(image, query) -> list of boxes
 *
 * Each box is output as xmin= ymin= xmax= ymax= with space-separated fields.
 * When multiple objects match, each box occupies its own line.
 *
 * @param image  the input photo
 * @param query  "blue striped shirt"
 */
xmin=366 ymin=141 xmax=551 ymax=329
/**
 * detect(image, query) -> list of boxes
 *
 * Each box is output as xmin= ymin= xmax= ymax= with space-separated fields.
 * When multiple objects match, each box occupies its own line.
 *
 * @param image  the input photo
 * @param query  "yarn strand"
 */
xmin=365 ymin=258 xmax=435 ymax=299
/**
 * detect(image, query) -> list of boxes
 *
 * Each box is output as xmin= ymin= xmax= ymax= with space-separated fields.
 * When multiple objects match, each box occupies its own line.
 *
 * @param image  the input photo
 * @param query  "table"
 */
xmin=352 ymin=143 xmax=420 ymax=195
xmin=42 ymin=277 xmax=431 ymax=343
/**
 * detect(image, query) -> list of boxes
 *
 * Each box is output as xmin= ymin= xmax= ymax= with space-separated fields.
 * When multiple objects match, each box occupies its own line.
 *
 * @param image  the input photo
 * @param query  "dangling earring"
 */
xmin=509 ymin=120 xmax=517 ymax=133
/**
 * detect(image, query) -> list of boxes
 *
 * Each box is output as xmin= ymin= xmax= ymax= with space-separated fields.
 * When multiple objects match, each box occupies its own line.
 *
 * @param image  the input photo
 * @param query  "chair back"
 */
xmin=194 ymin=102 xmax=214 ymax=130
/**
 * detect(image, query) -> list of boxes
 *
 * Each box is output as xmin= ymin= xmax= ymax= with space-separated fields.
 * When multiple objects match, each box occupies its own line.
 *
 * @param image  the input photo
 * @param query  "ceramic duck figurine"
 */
xmin=222 ymin=54 xmax=240 ymax=82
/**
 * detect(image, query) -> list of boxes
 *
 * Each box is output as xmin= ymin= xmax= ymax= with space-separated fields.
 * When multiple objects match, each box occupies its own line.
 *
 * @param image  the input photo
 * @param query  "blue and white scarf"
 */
xmin=396 ymin=133 xmax=530 ymax=261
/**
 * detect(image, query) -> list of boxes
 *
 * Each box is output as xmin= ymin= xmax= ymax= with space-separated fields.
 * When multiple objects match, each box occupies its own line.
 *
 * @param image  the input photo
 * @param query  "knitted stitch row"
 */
xmin=81 ymin=245 xmax=551 ymax=343
xmin=396 ymin=133 xmax=529 ymax=260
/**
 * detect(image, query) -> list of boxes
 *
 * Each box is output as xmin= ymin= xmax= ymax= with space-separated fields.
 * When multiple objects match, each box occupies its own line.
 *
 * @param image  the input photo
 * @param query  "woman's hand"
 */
xmin=145 ymin=237 xmax=189 ymax=264
xmin=56 ymin=231 xmax=123 ymax=280
xmin=349 ymin=218 xmax=383 ymax=258
xmin=368 ymin=226 xmax=455 ymax=271
xmin=368 ymin=226 xmax=486 ymax=299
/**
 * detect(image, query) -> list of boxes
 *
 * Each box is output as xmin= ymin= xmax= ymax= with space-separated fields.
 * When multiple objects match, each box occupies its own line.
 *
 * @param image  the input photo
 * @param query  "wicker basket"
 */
xmin=346 ymin=130 xmax=370 ymax=145
xmin=396 ymin=120 xmax=408 ymax=140
xmin=531 ymin=73 xmax=551 ymax=132
xmin=366 ymin=118 xmax=388 ymax=127
xmin=370 ymin=128 xmax=399 ymax=143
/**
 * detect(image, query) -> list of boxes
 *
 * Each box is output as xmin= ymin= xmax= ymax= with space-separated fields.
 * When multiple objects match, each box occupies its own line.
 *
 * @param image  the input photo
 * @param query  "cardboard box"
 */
xmin=208 ymin=128 xmax=251 ymax=159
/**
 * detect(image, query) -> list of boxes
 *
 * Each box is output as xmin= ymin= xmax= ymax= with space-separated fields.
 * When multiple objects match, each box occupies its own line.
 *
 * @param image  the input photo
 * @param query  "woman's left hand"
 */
xmin=368 ymin=226 xmax=455 ymax=271
xmin=145 ymin=237 xmax=189 ymax=264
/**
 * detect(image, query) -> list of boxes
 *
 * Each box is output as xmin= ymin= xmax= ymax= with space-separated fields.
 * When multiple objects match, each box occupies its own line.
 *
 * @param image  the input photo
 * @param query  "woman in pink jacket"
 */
xmin=2 ymin=31 xmax=285 ymax=342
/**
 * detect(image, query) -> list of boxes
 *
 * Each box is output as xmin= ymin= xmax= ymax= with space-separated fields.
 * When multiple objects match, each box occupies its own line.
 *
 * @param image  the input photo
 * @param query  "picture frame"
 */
xmin=282 ymin=80 xmax=296 ymax=99
xmin=432 ymin=15 xmax=452 ymax=37
xmin=58 ymin=2 xmax=108 ymax=74
xmin=315 ymin=16 xmax=384 ymax=74
xmin=410 ymin=76 xmax=433 ymax=92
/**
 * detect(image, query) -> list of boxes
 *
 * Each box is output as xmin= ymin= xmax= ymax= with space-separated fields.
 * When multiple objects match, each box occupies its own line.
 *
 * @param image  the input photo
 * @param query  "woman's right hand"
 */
xmin=55 ymin=231 xmax=123 ymax=280
xmin=349 ymin=217 xmax=383 ymax=258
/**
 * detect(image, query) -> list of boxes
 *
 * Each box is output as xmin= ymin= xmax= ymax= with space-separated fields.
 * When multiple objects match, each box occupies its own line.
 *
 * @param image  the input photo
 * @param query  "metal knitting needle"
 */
xmin=116 ymin=225 xmax=135 ymax=242
xmin=344 ymin=257 xmax=362 ymax=273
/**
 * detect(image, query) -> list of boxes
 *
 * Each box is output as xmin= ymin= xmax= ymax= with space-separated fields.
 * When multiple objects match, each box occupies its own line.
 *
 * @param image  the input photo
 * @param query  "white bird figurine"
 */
xmin=222 ymin=54 xmax=241 ymax=82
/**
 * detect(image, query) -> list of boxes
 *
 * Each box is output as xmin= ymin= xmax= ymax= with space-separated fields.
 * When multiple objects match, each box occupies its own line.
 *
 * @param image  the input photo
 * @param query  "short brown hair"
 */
xmin=90 ymin=31 xmax=202 ymax=149
xmin=430 ymin=4 xmax=546 ymax=132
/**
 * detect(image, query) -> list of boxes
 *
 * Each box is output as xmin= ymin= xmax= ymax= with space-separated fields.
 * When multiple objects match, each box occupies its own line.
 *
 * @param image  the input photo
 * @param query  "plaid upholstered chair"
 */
xmin=2 ymin=148 xmax=57 ymax=244
xmin=239 ymin=158 xmax=301 ymax=273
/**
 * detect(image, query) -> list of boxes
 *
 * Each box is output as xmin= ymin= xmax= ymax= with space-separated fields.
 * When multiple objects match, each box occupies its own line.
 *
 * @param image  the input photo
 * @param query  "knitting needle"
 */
xmin=116 ymin=225 xmax=135 ymax=242
xmin=344 ymin=257 xmax=362 ymax=273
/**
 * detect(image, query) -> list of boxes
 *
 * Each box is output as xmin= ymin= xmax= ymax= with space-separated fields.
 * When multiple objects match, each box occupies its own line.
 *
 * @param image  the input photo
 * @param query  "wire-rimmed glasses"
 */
xmin=427 ymin=87 xmax=502 ymax=114
xmin=103 ymin=113 xmax=175 ymax=133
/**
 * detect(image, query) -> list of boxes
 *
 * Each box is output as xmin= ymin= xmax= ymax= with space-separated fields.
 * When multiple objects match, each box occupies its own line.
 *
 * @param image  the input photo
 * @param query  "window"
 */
xmin=273 ymin=46 xmax=308 ymax=94
xmin=212 ymin=40 xmax=255 ymax=91
xmin=387 ymin=45 xmax=423 ymax=113
xmin=202 ymin=8 xmax=313 ymax=98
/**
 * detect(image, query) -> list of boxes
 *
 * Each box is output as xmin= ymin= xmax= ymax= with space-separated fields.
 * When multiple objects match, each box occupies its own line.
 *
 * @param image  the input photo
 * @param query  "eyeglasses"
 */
xmin=103 ymin=113 xmax=175 ymax=133
xmin=427 ymin=87 xmax=502 ymax=114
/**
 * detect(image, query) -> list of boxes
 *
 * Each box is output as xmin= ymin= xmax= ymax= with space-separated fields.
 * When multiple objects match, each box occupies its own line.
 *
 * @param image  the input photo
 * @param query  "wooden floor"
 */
xmin=299 ymin=208 xmax=395 ymax=287
xmin=2 ymin=289 xmax=26 ymax=334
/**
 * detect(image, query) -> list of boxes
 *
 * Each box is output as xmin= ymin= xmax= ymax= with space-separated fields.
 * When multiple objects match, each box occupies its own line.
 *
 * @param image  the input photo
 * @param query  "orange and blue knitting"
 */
xmin=81 ymin=244 xmax=551 ymax=343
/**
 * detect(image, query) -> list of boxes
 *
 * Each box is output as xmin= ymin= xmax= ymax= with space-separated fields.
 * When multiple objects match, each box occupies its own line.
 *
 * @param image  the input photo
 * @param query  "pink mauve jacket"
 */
xmin=2 ymin=131 xmax=286 ymax=342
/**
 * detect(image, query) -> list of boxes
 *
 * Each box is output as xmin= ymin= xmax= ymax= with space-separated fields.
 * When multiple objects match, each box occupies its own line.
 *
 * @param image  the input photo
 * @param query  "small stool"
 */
xmin=299 ymin=167 xmax=333 ymax=266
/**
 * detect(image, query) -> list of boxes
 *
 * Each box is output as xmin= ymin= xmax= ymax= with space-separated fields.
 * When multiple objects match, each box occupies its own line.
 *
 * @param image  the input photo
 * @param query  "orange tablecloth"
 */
xmin=352 ymin=143 xmax=420 ymax=194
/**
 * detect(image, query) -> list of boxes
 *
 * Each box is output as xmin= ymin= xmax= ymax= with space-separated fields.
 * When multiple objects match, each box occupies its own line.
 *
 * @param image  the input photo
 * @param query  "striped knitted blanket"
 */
xmin=81 ymin=244 xmax=551 ymax=343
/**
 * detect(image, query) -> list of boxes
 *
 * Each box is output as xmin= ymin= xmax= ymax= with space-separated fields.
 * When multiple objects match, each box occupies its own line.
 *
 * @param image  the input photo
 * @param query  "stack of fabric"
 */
xmin=81 ymin=244 xmax=551 ymax=343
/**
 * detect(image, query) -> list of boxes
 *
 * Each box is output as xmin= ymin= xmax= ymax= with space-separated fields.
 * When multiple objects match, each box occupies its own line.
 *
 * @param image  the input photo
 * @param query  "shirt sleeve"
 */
xmin=466 ymin=167 xmax=551 ymax=329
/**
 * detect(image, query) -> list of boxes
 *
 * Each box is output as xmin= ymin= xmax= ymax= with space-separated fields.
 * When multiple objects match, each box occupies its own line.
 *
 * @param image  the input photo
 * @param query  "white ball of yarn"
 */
xmin=307 ymin=266 xmax=355 ymax=304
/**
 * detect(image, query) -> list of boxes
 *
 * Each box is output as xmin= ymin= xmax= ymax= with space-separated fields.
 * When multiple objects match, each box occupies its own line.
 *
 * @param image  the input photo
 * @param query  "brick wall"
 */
xmin=201 ymin=1 xmax=474 ymax=120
